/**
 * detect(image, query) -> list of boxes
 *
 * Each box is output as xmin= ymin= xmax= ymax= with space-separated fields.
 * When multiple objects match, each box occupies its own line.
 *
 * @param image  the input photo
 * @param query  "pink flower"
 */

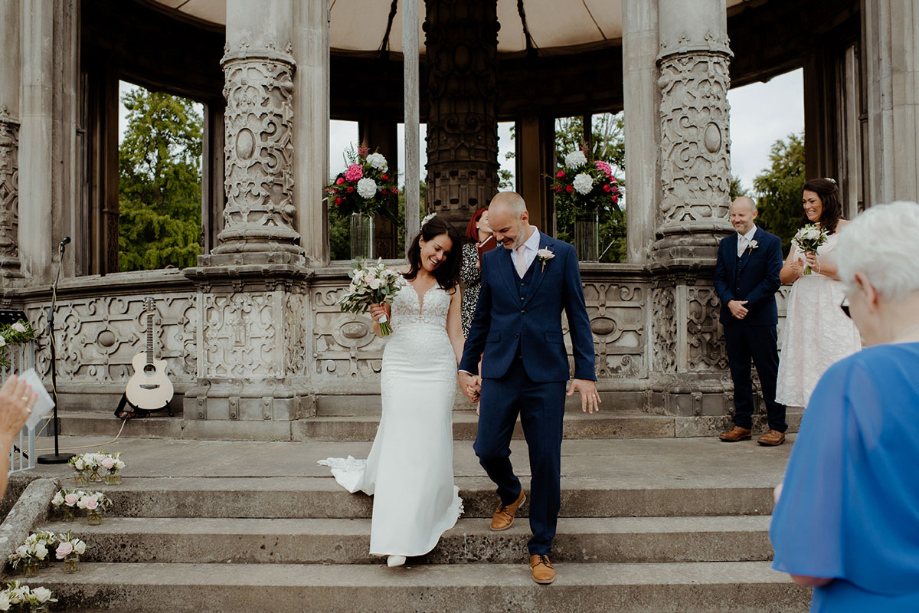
xmin=336 ymin=177 xmax=345 ymax=185
xmin=392 ymin=188 xmax=399 ymax=194
xmin=566 ymin=185 xmax=573 ymax=193
xmin=358 ymin=145 xmax=370 ymax=157
xmin=344 ymin=164 xmax=363 ymax=182
xmin=346 ymin=186 xmax=354 ymax=193
xmin=85 ymin=496 xmax=99 ymax=510
xmin=382 ymin=174 xmax=389 ymax=181
xmin=64 ymin=493 xmax=79 ymax=506
xmin=612 ymin=195 xmax=619 ymax=204
xmin=603 ymin=184 xmax=611 ymax=193
xmin=101 ymin=458 xmax=115 ymax=470
xmin=595 ymin=160 xmax=613 ymax=178
xmin=334 ymin=197 xmax=342 ymax=206
xmin=56 ymin=541 xmax=73 ymax=559
xmin=381 ymin=189 xmax=387 ymax=195
xmin=556 ymin=171 xmax=566 ymax=179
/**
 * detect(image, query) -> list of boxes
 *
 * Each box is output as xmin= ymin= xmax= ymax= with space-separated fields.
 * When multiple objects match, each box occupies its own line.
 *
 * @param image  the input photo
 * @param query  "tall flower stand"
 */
xmin=350 ymin=213 xmax=375 ymax=260
xmin=574 ymin=211 xmax=599 ymax=262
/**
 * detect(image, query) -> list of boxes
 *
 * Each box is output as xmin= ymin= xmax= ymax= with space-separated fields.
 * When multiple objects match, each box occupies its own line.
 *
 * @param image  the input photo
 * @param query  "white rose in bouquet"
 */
xmin=366 ymin=152 xmax=389 ymax=173
xmin=564 ymin=151 xmax=587 ymax=169
xmin=357 ymin=178 xmax=377 ymax=199
xmin=573 ymin=173 xmax=594 ymax=195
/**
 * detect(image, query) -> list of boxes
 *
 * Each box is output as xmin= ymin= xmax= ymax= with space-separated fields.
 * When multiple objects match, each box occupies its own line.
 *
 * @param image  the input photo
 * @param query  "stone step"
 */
xmin=34 ymin=561 xmax=810 ymax=613
xmin=45 ymin=516 xmax=773 ymax=565
xmin=67 ymin=477 xmax=776 ymax=519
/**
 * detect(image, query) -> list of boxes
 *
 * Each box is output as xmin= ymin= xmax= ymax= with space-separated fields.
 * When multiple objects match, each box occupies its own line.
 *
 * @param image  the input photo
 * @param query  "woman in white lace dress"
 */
xmin=319 ymin=216 xmax=465 ymax=568
xmin=776 ymin=178 xmax=861 ymax=408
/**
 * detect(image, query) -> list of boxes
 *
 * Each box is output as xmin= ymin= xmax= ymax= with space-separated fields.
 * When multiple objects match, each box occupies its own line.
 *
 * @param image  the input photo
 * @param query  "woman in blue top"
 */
xmin=770 ymin=200 xmax=919 ymax=611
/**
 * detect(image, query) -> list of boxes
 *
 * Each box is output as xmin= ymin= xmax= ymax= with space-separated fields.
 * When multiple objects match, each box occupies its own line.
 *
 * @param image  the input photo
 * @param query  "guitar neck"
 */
xmin=146 ymin=303 xmax=154 ymax=366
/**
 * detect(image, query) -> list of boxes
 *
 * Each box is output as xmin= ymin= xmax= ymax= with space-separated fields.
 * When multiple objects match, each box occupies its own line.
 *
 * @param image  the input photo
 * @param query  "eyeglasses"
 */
xmin=840 ymin=298 xmax=851 ymax=319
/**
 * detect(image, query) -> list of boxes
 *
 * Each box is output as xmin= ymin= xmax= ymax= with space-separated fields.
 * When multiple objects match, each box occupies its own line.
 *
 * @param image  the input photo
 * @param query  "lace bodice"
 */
xmin=390 ymin=277 xmax=451 ymax=329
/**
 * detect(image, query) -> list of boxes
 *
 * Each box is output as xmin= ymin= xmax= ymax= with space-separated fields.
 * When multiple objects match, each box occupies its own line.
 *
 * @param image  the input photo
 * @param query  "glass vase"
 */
xmin=574 ymin=211 xmax=600 ymax=262
xmin=105 ymin=472 xmax=122 ymax=486
xmin=350 ymin=213 xmax=375 ymax=260
xmin=23 ymin=560 xmax=39 ymax=577
xmin=60 ymin=507 xmax=75 ymax=522
xmin=89 ymin=467 xmax=102 ymax=482
xmin=74 ymin=471 xmax=88 ymax=487
xmin=87 ymin=510 xmax=103 ymax=525
xmin=64 ymin=556 xmax=80 ymax=574
xmin=31 ymin=604 xmax=49 ymax=612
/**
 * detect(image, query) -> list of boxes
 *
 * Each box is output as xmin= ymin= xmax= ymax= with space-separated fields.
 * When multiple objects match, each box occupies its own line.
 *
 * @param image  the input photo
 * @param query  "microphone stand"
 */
xmin=37 ymin=239 xmax=74 ymax=464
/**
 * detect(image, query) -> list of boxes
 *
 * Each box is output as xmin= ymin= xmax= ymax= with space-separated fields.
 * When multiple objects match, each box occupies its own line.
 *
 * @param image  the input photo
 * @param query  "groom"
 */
xmin=713 ymin=196 xmax=787 ymax=446
xmin=458 ymin=192 xmax=598 ymax=585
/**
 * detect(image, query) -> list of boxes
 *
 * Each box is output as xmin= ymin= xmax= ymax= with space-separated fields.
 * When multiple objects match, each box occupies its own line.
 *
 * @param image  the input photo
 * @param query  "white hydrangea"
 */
xmin=573 ymin=173 xmax=594 ymax=195
xmin=564 ymin=151 xmax=588 ymax=169
xmin=357 ymin=178 xmax=377 ymax=199
xmin=366 ymin=153 xmax=389 ymax=173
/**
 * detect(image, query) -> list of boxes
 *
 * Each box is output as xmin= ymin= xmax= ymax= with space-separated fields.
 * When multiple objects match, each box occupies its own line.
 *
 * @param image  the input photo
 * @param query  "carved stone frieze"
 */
xmin=24 ymin=294 xmax=196 ymax=387
xmin=657 ymin=51 xmax=732 ymax=231
xmin=215 ymin=50 xmax=302 ymax=255
xmin=651 ymin=286 xmax=677 ymax=373
xmin=311 ymin=282 xmax=384 ymax=386
xmin=0 ymin=107 xmax=22 ymax=276
xmin=424 ymin=0 xmax=499 ymax=226
xmin=686 ymin=286 xmax=726 ymax=371
xmin=580 ymin=282 xmax=646 ymax=378
xmin=201 ymin=292 xmax=281 ymax=378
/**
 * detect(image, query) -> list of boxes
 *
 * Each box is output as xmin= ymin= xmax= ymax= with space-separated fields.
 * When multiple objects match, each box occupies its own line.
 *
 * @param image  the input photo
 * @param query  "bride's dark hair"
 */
xmin=404 ymin=216 xmax=463 ymax=292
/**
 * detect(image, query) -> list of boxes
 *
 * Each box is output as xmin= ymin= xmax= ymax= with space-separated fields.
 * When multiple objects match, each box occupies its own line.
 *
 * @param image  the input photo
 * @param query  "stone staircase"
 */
xmin=27 ymin=437 xmax=809 ymax=612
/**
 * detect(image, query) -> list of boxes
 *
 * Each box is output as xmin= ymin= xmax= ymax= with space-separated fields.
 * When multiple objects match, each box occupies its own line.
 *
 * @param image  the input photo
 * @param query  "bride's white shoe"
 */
xmin=387 ymin=555 xmax=407 ymax=567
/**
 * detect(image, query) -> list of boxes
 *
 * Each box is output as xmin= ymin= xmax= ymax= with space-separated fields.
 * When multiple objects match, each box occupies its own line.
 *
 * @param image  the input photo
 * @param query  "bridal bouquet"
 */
xmin=326 ymin=145 xmax=398 ymax=219
xmin=339 ymin=258 xmax=402 ymax=336
xmin=792 ymin=224 xmax=829 ymax=275
xmin=548 ymin=147 xmax=623 ymax=213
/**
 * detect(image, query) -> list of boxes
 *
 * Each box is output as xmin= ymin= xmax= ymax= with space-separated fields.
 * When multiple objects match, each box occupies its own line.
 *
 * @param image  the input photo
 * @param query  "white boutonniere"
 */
xmin=747 ymin=239 xmax=759 ymax=254
xmin=536 ymin=248 xmax=555 ymax=272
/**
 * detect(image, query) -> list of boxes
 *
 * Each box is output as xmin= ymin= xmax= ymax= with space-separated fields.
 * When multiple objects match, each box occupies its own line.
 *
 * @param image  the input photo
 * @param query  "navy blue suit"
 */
xmin=713 ymin=227 xmax=787 ymax=432
xmin=459 ymin=232 xmax=596 ymax=555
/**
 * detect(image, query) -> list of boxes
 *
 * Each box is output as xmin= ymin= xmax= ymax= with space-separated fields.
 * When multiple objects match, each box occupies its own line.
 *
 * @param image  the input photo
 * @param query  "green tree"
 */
xmin=753 ymin=132 xmax=805 ymax=255
xmin=729 ymin=175 xmax=748 ymax=200
xmin=554 ymin=113 xmax=626 ymax=263
xmin=118 ymin=87 xmax=203 ymax=271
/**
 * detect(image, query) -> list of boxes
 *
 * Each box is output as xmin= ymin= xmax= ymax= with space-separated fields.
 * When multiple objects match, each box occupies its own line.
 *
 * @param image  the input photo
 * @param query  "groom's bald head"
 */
xmin=488 ymin=192 xmax=531 ymax=250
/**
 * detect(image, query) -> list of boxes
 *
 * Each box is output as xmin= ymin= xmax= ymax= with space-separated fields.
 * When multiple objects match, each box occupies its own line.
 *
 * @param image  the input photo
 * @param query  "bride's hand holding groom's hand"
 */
xmin=458 ymin=371 xmax=481 ymax=402
xmin=568 ymin=379 xmax=601 ymax=414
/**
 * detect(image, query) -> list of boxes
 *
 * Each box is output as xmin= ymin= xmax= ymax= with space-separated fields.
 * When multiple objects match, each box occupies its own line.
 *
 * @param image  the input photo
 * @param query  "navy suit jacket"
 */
xmin=713 ymin=227 xmax=783 ymax=327
xmin=459 ymin=233 xmax=596 ymax=382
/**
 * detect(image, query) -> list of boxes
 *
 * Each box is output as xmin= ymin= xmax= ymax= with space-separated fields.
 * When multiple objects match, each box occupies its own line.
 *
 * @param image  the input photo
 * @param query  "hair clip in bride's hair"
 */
xmin=824 ymin=177 xmax=837 ymax=185
xmin=421 ymin=212 xmax=437 ymax=227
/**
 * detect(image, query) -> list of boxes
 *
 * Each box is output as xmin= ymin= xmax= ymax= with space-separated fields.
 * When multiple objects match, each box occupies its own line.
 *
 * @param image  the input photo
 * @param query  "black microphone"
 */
xmin=60 ymin=236 xmax=71 ymax=246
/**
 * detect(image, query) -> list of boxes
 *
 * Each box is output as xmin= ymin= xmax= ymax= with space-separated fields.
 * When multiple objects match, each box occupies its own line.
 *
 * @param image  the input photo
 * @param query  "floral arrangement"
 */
xmin=77 ymin=491 xmax=111 ymax=525
xmin=53 ymin=531 xmax=86 ymax=574
xmin=68 ymin=451 xmax=125 ymax=486
xmin=326 ymin=145 xmax=398 ymax=219
xmin=50 ymin=489 xmax=82 ymax=522
xmin=338 ymin=258 xmax=403 ymax=336
xmin=791 ymin=224 xmax=829 ymax=275
xmin=7 ymin=531 xmax=55 ymax=574
xmin=0 ymin=320 xmax=34 ymax=369
xmin=1 ymin=580 xmax=57 ymax=611
xmin=548 ymin=148 xmax=623 ymax=213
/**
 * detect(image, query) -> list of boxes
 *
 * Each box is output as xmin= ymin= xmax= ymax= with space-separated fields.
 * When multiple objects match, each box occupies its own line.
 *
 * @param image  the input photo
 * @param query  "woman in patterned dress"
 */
xmin=460 ymin=207 xmax=493 ymax=337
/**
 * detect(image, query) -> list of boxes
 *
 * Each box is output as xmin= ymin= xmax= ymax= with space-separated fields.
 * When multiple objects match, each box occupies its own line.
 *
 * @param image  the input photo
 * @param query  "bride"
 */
xmin=319 ymin=215 xmax=466 ymax=567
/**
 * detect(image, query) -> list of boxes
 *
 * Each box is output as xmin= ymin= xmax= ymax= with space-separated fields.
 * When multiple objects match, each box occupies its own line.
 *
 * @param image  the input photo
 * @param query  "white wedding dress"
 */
xmin=319 ymin=277 xmax=463 ymax=558
xmin=776 ymin=234 xmax=862 ymax=407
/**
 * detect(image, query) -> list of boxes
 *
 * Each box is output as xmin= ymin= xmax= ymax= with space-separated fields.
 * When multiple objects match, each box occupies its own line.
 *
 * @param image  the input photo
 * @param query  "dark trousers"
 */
xmin=473 ymin=357 xmax=567 ymax=555
xmin=724 ymin=323 xmax=787 ymax=432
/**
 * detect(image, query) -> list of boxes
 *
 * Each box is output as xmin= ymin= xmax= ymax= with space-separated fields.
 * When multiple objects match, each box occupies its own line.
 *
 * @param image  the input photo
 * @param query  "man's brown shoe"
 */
xmin=758 ymin=429 xmax=786 ymax=446
xmin=719 ymin=426 xmax=752 ymax=442
xmin=490 ymin=490 xmax=525 ymax=531
xmin=530 ymin=554 xmax=556 ymax=584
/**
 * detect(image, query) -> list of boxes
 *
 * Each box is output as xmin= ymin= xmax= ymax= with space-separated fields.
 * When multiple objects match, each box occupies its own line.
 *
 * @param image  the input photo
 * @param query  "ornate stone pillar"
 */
xmin=653 ymin=0 xmax=733 ymax=265
xmin=0 ymin=0 xmax=22 ymax=279
xmin=648 ymin=0 xmax=734 ymax=430
xmin=202 ymin=0 xmax=305 ymax=266
xmin=622 ymin=0 xmax=662 ymax=264
xmin=863 ymin=0 xmax=919 ymax=205
xmin=183 ymin=0 xmax=312 ymax=437
xmin=424 ymin=0 xmax=499 ymax=227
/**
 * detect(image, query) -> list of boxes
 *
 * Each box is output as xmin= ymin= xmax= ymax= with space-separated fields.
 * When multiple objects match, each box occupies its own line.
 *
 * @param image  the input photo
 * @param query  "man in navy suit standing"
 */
xmin=458 ymin=192 xmax=598 ymax=585
xmin=714 ymin=196 xmax=787 ymax=446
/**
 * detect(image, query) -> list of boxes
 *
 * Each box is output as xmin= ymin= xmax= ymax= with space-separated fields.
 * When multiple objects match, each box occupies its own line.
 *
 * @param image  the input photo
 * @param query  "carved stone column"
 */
xmin=424 ymin=0 xmax=499 ymax=227
xmin=0 ymin=107 xmax=21 ymax=279
xmin=653 ymin=0 xmax=733 ymax=265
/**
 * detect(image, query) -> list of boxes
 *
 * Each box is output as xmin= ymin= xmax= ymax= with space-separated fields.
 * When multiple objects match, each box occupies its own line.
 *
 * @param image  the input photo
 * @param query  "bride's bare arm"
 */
xmin=780 ymin=246 xmax=804 ymax=284
xmin=446 ymin=288 xmax=465 ymax=365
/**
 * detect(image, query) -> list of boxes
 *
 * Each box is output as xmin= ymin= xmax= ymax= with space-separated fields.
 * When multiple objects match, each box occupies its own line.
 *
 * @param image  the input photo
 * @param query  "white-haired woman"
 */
xmin=770 ymin=201 xmax=919 ymax=611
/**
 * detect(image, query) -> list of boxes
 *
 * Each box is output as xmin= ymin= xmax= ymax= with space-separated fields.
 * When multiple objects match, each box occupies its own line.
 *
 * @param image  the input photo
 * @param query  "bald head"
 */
xmin=730 ymin=196 xmax=758 ymax=234
xmin=487 ymin=192 xmax=532 ymax=250
xmin=489 ymin=192 xmax=528 ymax=218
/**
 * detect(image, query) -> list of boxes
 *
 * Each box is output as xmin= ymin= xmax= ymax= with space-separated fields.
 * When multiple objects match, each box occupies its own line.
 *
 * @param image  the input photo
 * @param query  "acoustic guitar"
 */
xmin=125 ymin=298 xmax=174 ymax=410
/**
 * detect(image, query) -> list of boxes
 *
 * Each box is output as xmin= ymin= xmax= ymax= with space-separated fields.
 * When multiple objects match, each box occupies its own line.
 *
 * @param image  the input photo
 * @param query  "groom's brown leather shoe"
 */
xmin=530 ymin=554 xmax=555 ymax=585
xmin=757 ymin=429 xmax=786 ymax=446
xmin=490 ymin=490 xmax=525 ymax=531
xmin=719 ymin=426 xmax=752 ymax=442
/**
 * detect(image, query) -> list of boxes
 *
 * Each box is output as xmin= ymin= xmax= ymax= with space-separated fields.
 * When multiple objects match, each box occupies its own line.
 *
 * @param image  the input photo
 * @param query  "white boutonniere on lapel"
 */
xmin=536 ymin=248 xmax=555 ymax=272
xmin=747 ymin=239 xmax=759 ymax=254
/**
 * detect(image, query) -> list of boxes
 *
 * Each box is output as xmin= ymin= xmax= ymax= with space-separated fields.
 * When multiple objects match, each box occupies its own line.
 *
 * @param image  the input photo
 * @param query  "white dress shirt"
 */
xmin=737 ymin=225 xmax=757 ymax=257
xmin=513 ymin=226 xmax=541 ymax=277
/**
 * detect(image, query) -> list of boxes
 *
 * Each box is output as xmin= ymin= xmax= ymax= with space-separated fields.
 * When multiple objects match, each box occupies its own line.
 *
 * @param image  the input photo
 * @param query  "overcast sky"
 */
xmin=121 ymin=68 xmax=804 ymax=197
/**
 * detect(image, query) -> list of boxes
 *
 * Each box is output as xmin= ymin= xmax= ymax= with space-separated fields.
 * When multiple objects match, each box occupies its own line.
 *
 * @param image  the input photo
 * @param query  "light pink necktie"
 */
xmin=516 ymin=245 xmax=528 ymax=278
